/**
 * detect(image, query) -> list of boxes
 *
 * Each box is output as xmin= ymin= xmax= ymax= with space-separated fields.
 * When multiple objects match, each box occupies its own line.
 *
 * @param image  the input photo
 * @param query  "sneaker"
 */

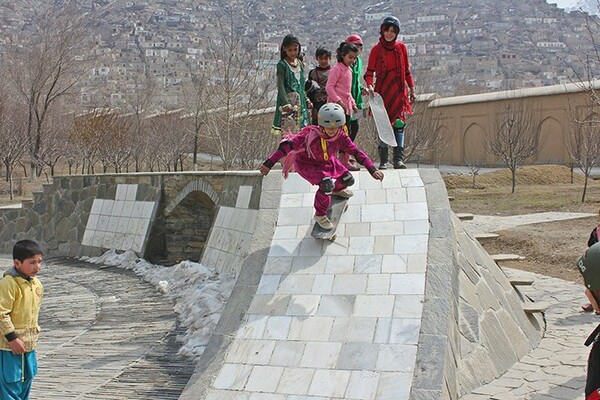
xmin=379 ymin=162 xmax=388 ymax=170
xmin=315 ymin=215 xmax=333 ymax=229
xmin=333 ymin=188 xmax=354 ymax=198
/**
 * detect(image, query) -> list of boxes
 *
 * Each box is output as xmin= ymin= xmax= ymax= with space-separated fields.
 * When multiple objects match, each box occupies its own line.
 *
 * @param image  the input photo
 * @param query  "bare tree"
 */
xmin=5 ymin=7 xmax=90 ymax=179
xmin=0 ymin=100 xmax=29 ymax=200
xmin=96 ymin=112 xmax=134 ymax=173
xmin=404 ymin=96 xmax=448 ymax=165
xmin=567 ymin=109 xmax=600 ymax=202
xmin=146 ymin=111 xmax=191 ymax=172
xmin=182 ymin=18 xmax=277 ymax=170
xmin=72 ymin=109 xmax=110 ymax=174
xmin=486 ymin=98 xmax=541 ymax=193
xmin=572 ymin=10 xmax=600 ymax=112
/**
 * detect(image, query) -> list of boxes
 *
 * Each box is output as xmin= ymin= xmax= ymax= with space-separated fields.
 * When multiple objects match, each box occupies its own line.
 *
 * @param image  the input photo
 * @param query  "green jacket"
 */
xmin=350 ymin=56 xmax=364 ymax=120
xmin=272 ymin=59 xmax=310 ymax=134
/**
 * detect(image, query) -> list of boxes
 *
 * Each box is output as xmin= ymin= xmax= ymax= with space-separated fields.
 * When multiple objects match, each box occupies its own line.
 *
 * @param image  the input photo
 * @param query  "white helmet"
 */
xmin=318 ymin=103 xmax=345 ymax=128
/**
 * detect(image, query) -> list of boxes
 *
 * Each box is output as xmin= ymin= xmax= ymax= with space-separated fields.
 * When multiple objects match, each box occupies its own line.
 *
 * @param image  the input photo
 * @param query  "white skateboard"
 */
xmin=366 ymin=93 xmax=397 ymax=147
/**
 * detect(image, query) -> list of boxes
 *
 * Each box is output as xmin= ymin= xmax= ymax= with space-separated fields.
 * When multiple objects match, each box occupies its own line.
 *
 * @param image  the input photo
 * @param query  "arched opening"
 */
xmin=145 ymin=190 xmax=217 ymax=265
xmin=165 ymin=191 xmax=216 ymax=264
xmin=463 ymin=123 xmax=490 ymax=165
xmin=536 ymin=117 xmax=564 ymax=164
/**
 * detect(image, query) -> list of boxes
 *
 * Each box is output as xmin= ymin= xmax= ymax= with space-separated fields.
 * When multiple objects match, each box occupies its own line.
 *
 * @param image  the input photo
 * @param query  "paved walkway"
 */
xmin=460 ymin=211 xmax=597 ymax=399
xmin=0 ymin=256 xmax=194 ymax=400
xmin=462 ymin=212 xmax=596 ymax=235
xmin=461 ymin=267 xmax=596 ymax=400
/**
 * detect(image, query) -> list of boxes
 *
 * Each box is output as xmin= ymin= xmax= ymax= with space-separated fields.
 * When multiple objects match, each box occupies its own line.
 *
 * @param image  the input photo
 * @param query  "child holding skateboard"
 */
xmin=306 ymin=47 xmax=332 ymax=125
xmin=0 ymin=240 xmax=44 ymax=399
xmin=272 ymin=34 xmax=312 ymax=136
xmin=326 ymin=42 xmax=360 ymax=171
xmin=364 ymin=16 xmax=416 ymax=170
xmin=259 ymin=103 xmax=384 ymax=229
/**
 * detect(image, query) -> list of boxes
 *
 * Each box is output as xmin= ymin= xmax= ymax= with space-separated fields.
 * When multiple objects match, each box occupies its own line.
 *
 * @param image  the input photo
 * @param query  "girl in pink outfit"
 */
xmin=326 ymin=42 xmax=359 ymax=119
xmin=326 ymin=42 xmax=360 ymax=171
xmin=259 ymin=103 xmax=384 ymax=229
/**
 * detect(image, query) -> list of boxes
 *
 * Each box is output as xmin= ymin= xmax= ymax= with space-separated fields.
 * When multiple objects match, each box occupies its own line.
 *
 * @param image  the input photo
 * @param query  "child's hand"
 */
xmin=372 ymin=170 xmax=384 ymax=181
xmin=307 ymin=100 xmax=313 ymax=109
xmin=259 ymin=165 xmax=271 ymax=176
xmin=352 ymin=105 xmax=358 ymax=113
xmin=8 ymin=338 xmax=26 ymax=355
xmin=281 ymin=104 xmax=293 ymax=113
xmin=367 ymin=85 xmax=375 ymax=95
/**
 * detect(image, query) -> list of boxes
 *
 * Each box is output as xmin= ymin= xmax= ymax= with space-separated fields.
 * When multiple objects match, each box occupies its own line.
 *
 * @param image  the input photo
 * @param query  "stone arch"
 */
xmin=164 ymin=179 xmax=220 ymax=216
xmin=536 ymin=116 xmax=564 ymax=164
xmin=162 ymin=190 xmax=217 ymax=264
xmin=462 ymin=123 xmax=490 ymax=165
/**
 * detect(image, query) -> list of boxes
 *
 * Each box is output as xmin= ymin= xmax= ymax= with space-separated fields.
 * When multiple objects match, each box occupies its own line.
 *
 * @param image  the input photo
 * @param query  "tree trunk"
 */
xmin=511 ymin=168 xmax=516 ymax=194
xmin=582 ymin=173 xmax=589 ymax=202
xmin=193 ymin=131 xmax=199 ymax=171
xmin=7 ymin=165 xmax=14 ymax=200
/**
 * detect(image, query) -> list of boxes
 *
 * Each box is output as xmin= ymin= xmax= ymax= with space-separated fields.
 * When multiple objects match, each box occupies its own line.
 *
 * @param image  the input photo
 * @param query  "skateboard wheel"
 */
xmin=330 ymin=234 xmax=337 ymax=241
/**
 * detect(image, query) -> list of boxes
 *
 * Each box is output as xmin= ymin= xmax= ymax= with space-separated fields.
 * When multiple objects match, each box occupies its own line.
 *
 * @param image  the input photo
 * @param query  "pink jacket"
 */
xmin=263 ymin=126 xmax=377 ymax=185
xmin=326 ymin=62 xmax=356 ymax=115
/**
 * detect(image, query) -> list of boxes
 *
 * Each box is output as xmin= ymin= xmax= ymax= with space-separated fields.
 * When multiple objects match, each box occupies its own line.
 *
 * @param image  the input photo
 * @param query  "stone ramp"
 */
xmin=180 ymin=168 xmax=547 ymax=400
xmin=183 ymin=170 xmax=430 ymax=399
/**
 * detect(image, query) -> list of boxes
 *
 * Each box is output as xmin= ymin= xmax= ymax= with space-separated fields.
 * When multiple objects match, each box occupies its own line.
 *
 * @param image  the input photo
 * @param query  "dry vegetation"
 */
xmin=445 ymin=164 xmax=599 ymax=284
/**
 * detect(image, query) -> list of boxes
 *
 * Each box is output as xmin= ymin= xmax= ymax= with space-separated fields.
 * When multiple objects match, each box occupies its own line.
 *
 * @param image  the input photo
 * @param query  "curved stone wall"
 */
xmin=413 ymin=170 xmax=544 ymax=399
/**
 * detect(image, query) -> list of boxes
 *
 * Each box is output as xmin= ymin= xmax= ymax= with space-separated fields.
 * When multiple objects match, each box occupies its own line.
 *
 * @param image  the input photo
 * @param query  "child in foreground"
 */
xmin=259 ymin=103 xmax=384 ymax=229
xmin=0 ymin=239 xmax=44 ymax=399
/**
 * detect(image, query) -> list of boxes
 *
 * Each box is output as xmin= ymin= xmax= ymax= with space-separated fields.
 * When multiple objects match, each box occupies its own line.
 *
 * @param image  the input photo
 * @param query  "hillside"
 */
xmin=0 ymin=0 xmax=598 ymax=109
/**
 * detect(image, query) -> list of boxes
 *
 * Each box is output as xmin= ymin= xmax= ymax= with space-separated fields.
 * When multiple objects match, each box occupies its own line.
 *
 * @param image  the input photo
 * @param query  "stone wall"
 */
xmin=0 ymin=175 xmax=162 ymax=257
xmin=412 ymin=169 xmax=544 ymax=400
xmin=0 ymin=172 xmax=264 ymax=263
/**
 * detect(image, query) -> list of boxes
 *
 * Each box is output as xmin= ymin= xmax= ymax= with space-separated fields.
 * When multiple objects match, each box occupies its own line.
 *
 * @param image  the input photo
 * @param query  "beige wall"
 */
xmin=415 ymin=82 xmax=600 ymax=166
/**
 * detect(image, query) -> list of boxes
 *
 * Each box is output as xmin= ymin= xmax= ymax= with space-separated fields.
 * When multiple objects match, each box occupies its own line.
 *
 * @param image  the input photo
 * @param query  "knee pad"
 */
xmin=341 ymin=172 xmax=355 ymax=187
xmin=319 ymin=177 xmax=334 ymax=194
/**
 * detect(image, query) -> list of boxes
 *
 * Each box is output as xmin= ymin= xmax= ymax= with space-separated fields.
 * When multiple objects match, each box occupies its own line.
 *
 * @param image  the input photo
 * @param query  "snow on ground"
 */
xmin=82 ymin=250 xmax=235 ymax=361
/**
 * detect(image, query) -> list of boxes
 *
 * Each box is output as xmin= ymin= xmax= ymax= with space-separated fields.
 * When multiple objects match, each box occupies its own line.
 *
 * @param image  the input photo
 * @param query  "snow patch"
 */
xmin=82 ymin=249 xmax=235 ymax=361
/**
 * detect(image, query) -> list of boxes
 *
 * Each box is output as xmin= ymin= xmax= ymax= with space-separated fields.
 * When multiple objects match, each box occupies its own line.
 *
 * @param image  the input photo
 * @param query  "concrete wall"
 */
xmin=422 ymin=81 xmax=600 ymax=166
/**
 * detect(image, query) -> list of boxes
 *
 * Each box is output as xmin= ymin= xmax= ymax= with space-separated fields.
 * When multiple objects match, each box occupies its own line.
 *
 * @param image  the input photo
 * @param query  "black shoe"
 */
xmin=393 ymin=160 xmax=407 ymax=169
xmin=378 ymin=148 xmax=388 ymax=170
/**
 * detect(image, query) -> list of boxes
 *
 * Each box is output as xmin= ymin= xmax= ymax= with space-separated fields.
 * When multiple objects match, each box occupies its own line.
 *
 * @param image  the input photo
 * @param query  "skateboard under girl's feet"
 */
xmin=311 ymin=196 xmax=349 ymax=241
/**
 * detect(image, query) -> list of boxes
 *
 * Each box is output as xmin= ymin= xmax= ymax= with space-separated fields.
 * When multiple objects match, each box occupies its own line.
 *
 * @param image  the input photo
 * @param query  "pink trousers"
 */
xmin=314 ymin=178 xmax=346 ymax=216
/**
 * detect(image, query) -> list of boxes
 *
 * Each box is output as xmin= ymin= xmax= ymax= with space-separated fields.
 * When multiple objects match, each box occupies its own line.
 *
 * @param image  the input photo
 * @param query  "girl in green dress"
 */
xmin=271 ymin=34 xmax=312 ymax=136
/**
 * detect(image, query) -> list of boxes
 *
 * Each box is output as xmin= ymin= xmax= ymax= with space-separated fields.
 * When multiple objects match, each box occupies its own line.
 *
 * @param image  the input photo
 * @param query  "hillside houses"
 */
xmin=1 ymin=0 xmax=598 ymax=110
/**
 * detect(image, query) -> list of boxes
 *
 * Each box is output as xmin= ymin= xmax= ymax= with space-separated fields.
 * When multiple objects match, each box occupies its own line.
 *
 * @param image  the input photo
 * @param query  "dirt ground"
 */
xmin=445 ymin=164 xmax=600 ymax=284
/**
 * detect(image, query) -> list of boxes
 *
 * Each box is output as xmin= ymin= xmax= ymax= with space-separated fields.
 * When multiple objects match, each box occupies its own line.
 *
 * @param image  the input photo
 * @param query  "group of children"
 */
xmin=263 ymin=16 xmax=415 ymax=229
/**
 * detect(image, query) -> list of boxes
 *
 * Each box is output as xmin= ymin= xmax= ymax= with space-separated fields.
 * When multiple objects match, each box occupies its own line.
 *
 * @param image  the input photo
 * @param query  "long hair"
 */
xmin=336 ymin=42 xmax=358 ymax=63
xmin=280 ymin=34 xmax=301 ymax=60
